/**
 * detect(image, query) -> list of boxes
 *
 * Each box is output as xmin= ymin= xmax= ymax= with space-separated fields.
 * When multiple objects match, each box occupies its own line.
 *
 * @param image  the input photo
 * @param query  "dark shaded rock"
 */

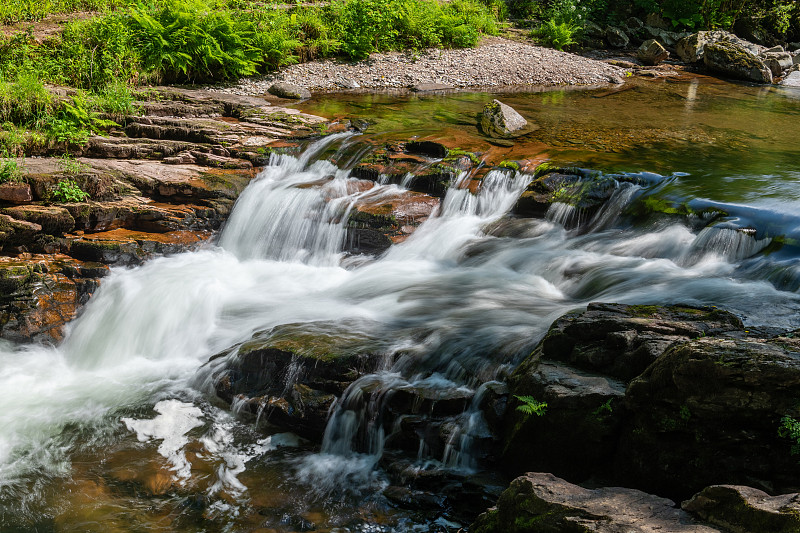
xmin=268 ymin=82 xmax=311 ymax=100
xmin=479 ymin=100 xmax=528 ymax=138
xmin=618 ymin=335 xmax=800 ymax=498
xmin=405 ymin=141 xmax=448 ymax=159
xmin=344 ymin=227 xmax=393 ymax=255
xmin=0 ymin=182 xmax=32 ymax=203
xmin=211 ymin=321 xmax=384 ymax=440
xmin=68 ymin=229 xmax=210 ymax=265
xmin=638 ymin=38 xmax=670 ymax=65
xmin=605 ymin=26 xmax=630 ymax=48
xmin=645 ymin=12 xmax=670 ymax=30
xmin=704 ymin=40 xmax=773 ymax=83
xmin=682 ymin=485 xmax=800 ymax=533
xmin=471 ymin=472 xmax=721 ymax=533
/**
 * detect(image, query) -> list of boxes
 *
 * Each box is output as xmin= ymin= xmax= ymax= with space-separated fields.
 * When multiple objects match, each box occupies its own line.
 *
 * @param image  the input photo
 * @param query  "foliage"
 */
xmin=532 ymin=19 xmax=579 ymax=50
xmin=0 ymin=152 xmax=24 ymax=183
xmin=0 ymin=0 xmax=127 ymax=25
xmin=50 ymin=178 xmax=90 ymax=202
xmin=515 ymin=395 xmax=548 ymax=416
xmin=779 ymin=415 xmax=800 ymax=456
xmin=58 ymin=154 xmax=90 ymax=174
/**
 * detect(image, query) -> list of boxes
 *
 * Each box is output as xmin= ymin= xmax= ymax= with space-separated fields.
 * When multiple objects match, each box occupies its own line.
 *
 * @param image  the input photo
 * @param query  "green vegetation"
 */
xmin=779 ymin=415 xmax=800 ymax=455
xmin=515 ymin=395 xmax=548 ymax=416
xmin=50 ymin=178 xmax=90 ymax=202
xmin=0 ymin=152 xmax=24 ymax=183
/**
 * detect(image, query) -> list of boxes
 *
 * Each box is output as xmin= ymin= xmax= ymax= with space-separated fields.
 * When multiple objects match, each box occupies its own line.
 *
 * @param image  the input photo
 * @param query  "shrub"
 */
xmin=515 ymin=395 xmax=548 ymax=416
xmin=0 ymin=152 xmax=24 ymax=183
xmin=50 ymin=178 xmax=90 ymax=202
xmin=532 ymin=19 xmax=579 ymax=50
xmin=779 ymin=415 xmax=800 ymax=456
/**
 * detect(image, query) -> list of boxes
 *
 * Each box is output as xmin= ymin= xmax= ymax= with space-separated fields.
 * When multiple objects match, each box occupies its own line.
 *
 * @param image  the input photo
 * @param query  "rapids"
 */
xmin=1 ymin=123 xmax=800 ymax=530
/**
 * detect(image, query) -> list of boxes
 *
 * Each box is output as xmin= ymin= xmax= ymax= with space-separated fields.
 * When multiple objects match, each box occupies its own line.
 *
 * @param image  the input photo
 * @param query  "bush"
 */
xmin=0 ymin=152 xmax=24 ymax=183
xmin=532 ymin=18 xmax=579 ymax=50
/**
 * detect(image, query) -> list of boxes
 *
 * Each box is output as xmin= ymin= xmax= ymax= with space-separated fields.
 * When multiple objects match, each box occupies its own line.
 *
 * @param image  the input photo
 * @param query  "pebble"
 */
xmin=210 ymin=37 xmax=626 ymax=94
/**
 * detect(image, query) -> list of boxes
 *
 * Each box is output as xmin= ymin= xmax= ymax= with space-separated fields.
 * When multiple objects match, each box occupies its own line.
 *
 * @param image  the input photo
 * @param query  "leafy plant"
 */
xmin=532 ymin=19 xmax=579 ymax=50
xmin=50 ymin=178 xmax=90 ymax=202
xmin=515 ymin=395 xmax=548 ymax=416
xmin=58 ymin=154 xmax=90 ymax=175
xmin=0 ymin=152 xmax=24 ymax=183
xmin=779 ymin=415 xmax=800 ymax=456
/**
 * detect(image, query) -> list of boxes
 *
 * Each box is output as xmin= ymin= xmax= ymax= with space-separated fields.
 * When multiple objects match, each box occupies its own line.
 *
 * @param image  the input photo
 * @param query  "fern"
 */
xmin=515 ymin=395 xmax=548 ymax=416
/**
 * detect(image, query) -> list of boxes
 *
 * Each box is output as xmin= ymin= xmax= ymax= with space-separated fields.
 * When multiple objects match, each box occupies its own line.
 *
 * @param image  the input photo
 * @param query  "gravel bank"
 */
xmin=214 ymin=37 xmax=626 ymax=94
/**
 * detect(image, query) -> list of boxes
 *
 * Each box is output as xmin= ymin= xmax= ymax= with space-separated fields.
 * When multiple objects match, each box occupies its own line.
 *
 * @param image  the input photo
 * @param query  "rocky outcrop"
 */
xmin=638 ymin=38 xmax=669 ymax=65
xmin=471 ymin=472 xmax=721 ymax=533
xmin=479 ymin=100 xmax=529 ymax=138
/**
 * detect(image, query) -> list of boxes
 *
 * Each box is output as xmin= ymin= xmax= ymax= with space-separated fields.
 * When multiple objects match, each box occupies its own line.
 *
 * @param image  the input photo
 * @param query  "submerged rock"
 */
xmin=479 ymin=100 xmax=528 ymax=138
xmin=471 ymin=472 xmax=721 ymax=533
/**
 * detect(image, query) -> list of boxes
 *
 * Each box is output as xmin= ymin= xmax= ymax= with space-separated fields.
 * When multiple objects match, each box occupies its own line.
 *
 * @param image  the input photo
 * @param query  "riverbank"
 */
xmin=213 ymin=37 xmax=627 ymax=93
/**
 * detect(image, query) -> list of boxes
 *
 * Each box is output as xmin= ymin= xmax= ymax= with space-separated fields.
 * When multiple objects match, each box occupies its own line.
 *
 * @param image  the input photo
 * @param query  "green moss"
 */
xmin=498 ymin=160 xmax=521 ymax=171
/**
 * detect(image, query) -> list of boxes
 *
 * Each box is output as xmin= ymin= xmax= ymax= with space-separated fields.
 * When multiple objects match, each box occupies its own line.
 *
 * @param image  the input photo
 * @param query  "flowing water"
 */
xmin=2 ymin=78 xmax=800 ymax=531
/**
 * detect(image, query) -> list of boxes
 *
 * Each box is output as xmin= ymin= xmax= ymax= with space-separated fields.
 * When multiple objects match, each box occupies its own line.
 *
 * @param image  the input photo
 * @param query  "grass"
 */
xmin=0 ymin=152 xmax=24 ymax=183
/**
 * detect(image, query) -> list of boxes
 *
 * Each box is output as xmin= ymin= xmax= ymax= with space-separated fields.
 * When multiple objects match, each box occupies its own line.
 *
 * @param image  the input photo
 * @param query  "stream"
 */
xmin=1 ymin=77 xmax=800 ymax=532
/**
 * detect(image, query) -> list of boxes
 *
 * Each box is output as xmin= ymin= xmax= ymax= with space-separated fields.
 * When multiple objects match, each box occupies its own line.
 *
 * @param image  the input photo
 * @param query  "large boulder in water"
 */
xmin=479 ymin=100 xmax=528 ymax=138
xmin=703 ymin=40 xmax=773 ymax=83
xmin=676 ymin=30 xmax=762 ymax=64
xmin=471 ymin=472 xmax=722 ymax=533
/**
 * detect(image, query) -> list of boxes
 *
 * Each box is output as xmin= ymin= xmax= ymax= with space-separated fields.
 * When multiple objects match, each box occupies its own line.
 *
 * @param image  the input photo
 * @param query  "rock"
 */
xmin=405 ymin=140 xmax=448 ymax=159
xmin=790 ymin=42 xmax=800 ymax=52
xmin=605 ymin=25 xmax=630 ymax=48
xmin=68 ymin=229 xmax=210 ymax=265
xmin=471 ymin=472 xmax=721 ymax=533
xmin=781 ymin=71 xmax=800 ymax=87
xmin=644 ymin=26 xmax=680 ymax=48
xmin=267 ymin=82 xmax=312 ymax=99
xmin=795 ymin=52 xmax=800 ymax=65
xmin=411 ymin=83 xmax=454 ymax=92
xmin=763 ymin=52 xmax=794 ymax=76
xmin=479 ymin=99 xmax=528 ymax=138
xmin=677 ymin=30 xmax=760 ymax=64
xmin=764 ymin=45 xmax=785 ymax=53
xmin=0 ymin=182 xmax=32 ymax=203
xmin=583 ymin=21 xmax=605 ymax=38
xmin=210 ymin=321 xmax=384 ymax=440
xmin=625 ymin=16 xmax=644 ymax=34
xmin=0 ymin=213 xmax=41 ymax=249
xmin=645 ymin=12 xmax=670 ymax=30
xmin=1 ymin=206 xmax=75 ymax=235
xmin=682 ymin=485 xmax=800 ymax=533
xmin=704 ymin=40 xmax=773 ymax=84
xmin=618 ymin=334 xmax=800 ymax=497
xmin=638 ymin=38 xmax=670 ymax=65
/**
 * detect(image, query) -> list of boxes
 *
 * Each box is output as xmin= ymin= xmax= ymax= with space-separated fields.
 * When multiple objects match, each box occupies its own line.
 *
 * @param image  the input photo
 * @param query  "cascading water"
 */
xmin=2 ymin=132 xmax=800 ymax=531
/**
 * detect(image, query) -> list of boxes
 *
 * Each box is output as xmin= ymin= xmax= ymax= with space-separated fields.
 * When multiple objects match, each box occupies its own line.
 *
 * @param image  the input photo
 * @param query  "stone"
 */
xmin=405 ymin=140 xmax=448 ymax=159
xmin=644 ymin=26 xmax=680 ymax=47
xmin=704 ymin=40 xmax=773 ymax=84
xmin=764 ymin=45 xmax=785 ymax=53
xmin=1 ymin=206 xmax=75 ymax=235
xmin=625 ymin=16 xmax=644 ymax=34
xmin=795 ymin=52 xmax=800 ymax=65
xmin=645 ymin=12 xmax=670 ymax=30
xmin=605 ymin=25 xmax=630 ymax=48
xmin=780 ymin=70 xmax=800 ymax=87
xmin=618 ymin=334 xmax=800 ymax=497
xmin=682 ymin=485 xmax=800 ymax=533
xmin=762 ymin=52 xmax=794 ymax=76
xmin=471 ymin=472 xmax=721 ymax=533
xmin=478 ymin=99 xmax=528 ymax=138
xmin=411 ymin=83 xmax=454 ymax=92
xmin=267 ymin=81 xmax=311 ymax=99
xmin=677 ymin=31 xmax=760 ymax=64
xmin=583 ymin=21 xmax=605 ymax=38
xmin=638 ymin=38 xmax=670 ymax=65
xmin=0 ymin=182 xmax=32 ymax=203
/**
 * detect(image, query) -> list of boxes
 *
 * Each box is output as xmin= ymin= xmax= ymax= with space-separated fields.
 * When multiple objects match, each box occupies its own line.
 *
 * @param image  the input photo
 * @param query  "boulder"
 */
xmin=605 ymin=26 xmax=630 ymax=48
xmin=644 ymin=25 xmax=680 ymax=48
xmin=645 ymin=12 xmax=670 ymax=30
xmin=682 ymin=485 xmax=800 ymax=533
xmin=781 ymin=71 xmax=800 ymax=87
xmin=0 ymin=182 xmax=32 ymax=203
xmin=762 ymin=52 xmax=794 ymax=76
xmin=471 ymin=472 xmax=721 ymax=533
xmin=638 ymin=38 xmax=670 ymax=65
xmin=704 ymin=40 xmax=773 ymax=84
xmin=618 ymin=334 xmax=800 ymax=497
xmin=625 ymin=16 xmax=644 ymax=34
xmin=1 ymin=206 xmax=75 ymax=235
xmin=268 ymin=81 xmax=312 ymax=100
xmin=479 ymin=99 xmax=528 ymax=138
xmin=676 ymin=31 xmax=761 ymax=64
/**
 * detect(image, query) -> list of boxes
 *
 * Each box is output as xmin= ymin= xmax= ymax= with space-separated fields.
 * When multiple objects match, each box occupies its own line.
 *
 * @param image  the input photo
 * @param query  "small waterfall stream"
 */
xmin=2 ymin=134 xmax=800 ymax=530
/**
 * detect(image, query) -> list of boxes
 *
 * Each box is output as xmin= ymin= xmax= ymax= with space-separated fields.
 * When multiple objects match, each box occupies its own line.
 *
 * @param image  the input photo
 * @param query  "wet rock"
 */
xmin=479 ymin=100 xmax=528 ymax=138
xmin=471 ymin=472 xmax=721 ymax=533
xmin=268 ymin=82 xmax=311 ymax=99
xmin=605 ymin=26 xmax=630 ymax=48
xmin=618 ymin=335 xmax=800 ymax=497
xmin=211 ymin=321 xmax=384 ymax=440
xmin=682 ymin=485 xmax=800 ymax=533
xmin=405 ymin=141 xmax=448 ymax=159
xmin=0 ymin=182 xmax=32 ymax=203
xmin=1 ymin=206 xmax=75 ymax=236
xmin=0 ymin=213 xmax=41 ymax=249
xmin=762 ymin=52 xmax=794 ymax=76
xmin=638 ymin=38 xmax=669 ymax=66
xmin=68 ymin=229 xmax=210 ymax=265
